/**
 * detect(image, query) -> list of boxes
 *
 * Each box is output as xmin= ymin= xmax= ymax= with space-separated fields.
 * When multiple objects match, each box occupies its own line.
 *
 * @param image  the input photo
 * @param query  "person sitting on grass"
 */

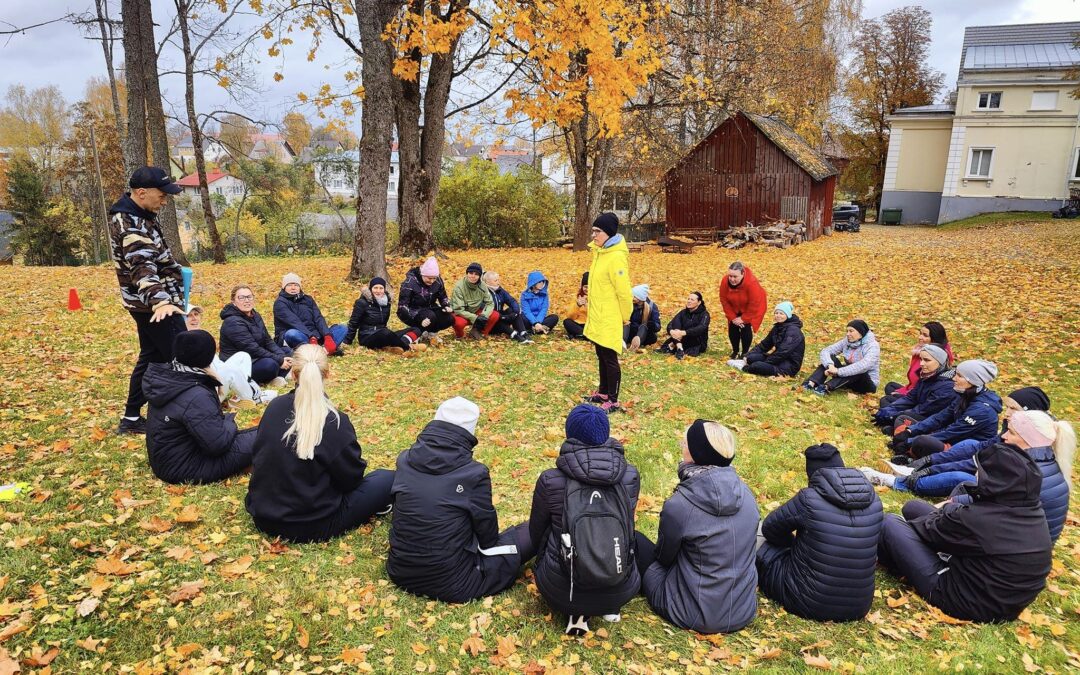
xmin=877 ymin=442 xmax=1052 ymax=623
xmin=187 ymin=305 xmax=262 ymax=408
xmin=144 ymin=330 xmax=256 ymax=484
xmin=520 ymin=270 xmax=559 ymax=335
xmin=624 ymin=284 xmax=660 ymax=353
xmin=800 ymin=319 xmax=880 ymax=395
xmin=219 ymin=285 xmax=292 ymax=389
xmin=563 ymin=272 xmax=589 ymax=340
xmin=890 ymin=359 xmax=1001 ymax=462
xmin=451 ymin=262 xmax=500 ymax=339
xmin=637 ymin=420 xmax=758 ymax=635
xmin=342 ymin=277 xmax=425 ymax=355
xmin=872 ymin=344 xmax=957 ymax=434
xmin=529 ymin=404 xmax=641 ymax=635
xmin=387 ymin=397 xmax=534 ymax=603
xmin=756 ymin=444 xmax=883 ymax=622
xmin=245 ymin=344 xmax=395 ymax=543
xmin=398 ymin=256 xmax=455 ymax=342
xmin=273 ymin=273 xmax=347 ymax=354
xmin=656 ymin=291 xmax=710 ymax=359
xmin=736 ymin=302 xmax=805 ymax=377
xmin=484 ymin=271 xmax=531 ymax=344
xmin=880 ymin=321 xmax=954 ymax=408
xmin=717 ymin=261 xmax=767 ymax=360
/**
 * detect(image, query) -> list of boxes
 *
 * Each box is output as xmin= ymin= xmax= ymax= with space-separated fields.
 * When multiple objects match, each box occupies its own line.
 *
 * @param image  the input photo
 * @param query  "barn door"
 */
xmin=780 ymin=196 xmax=808 ymax=222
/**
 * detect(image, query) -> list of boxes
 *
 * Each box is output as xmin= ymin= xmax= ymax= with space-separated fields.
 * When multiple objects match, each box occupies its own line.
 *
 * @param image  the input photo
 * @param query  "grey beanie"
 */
xmin=956 ymin=359 xmax=998 ymax=390
xmin=919 ymin=344 xmax=949 ymax=367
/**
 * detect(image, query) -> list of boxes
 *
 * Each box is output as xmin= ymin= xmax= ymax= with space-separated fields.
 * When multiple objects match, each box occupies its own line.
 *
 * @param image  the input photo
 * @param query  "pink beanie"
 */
xmin=1010 ymin=410 xmax=1056 ymax=448
xmin=420 ymin=256 xmax=440 ymax=277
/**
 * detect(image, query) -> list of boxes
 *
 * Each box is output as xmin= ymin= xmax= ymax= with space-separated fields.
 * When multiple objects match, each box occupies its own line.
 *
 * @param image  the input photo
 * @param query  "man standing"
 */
xmin=109 ymin=167 xmax=186 ymax=434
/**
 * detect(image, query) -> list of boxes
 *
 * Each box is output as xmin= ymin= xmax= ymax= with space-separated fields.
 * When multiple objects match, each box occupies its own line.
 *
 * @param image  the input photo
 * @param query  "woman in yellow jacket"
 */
xmin=583 ymin=213 xmax=633 ymax=413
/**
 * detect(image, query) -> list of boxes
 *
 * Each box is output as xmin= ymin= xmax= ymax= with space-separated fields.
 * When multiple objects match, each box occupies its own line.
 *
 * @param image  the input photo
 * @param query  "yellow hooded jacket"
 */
xmin=584 ymin=236 xmax=633 ymax=351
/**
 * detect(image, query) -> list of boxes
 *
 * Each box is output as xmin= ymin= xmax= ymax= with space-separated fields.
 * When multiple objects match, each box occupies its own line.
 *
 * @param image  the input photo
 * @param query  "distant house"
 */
xmin=444 ymin=141 xmax=487 ymax=164
xmin=882 ymin=21 xmax=1080 ymax=223
xmin=177 ymin=171 xmax=247 ymax=205
xmin=311 ymin=148 xmax=400 ymax=221
xmin=299 ymin=138 xmax=346 ymax=162
xmin=249 ymin=134 xmax=296 ymax=164
xmin=171 ymin=133 xmax=227 ymax=169
xmin=664 ymin=112 xmax=838 ymax=239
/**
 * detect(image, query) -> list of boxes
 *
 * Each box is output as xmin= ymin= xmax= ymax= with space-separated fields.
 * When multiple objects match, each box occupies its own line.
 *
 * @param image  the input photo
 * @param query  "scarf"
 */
xmin=375 ymin=295 xmax=388 ymax=307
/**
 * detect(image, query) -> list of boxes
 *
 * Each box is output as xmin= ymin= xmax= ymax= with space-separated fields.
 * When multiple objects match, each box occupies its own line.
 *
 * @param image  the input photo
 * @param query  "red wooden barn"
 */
xmin=664 ymin=112 xmax=839 ymax=240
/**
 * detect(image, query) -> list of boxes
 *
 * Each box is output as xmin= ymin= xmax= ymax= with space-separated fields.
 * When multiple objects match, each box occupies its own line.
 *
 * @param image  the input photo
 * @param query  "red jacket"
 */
xmin=718 ymin=267 xmax=767 ymax=331
xmin=896 ymin=341 xmax=955 ymax=395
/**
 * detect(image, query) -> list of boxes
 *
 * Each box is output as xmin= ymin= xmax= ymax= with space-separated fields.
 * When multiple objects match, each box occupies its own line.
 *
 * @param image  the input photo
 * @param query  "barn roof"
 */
xmin=743 ymin=113 xmax=838 ymax=181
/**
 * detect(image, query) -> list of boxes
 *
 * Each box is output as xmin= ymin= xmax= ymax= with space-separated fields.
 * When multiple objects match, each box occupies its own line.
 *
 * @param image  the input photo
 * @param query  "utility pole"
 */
xmin=90 ymin=124 xmax=109 ymax=264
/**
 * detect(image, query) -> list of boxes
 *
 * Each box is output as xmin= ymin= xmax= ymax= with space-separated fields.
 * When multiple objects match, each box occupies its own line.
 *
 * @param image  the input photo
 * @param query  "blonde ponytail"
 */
xmin=1053 ymin=420 xmax=1076 ymax=490
xmin=282 ymin=344 xmax=339 ymax=460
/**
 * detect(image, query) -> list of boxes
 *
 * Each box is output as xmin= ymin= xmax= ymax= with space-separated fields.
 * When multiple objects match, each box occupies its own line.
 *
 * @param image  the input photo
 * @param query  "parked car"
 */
xmin=832 ymin=204 xmax=862 ymax=232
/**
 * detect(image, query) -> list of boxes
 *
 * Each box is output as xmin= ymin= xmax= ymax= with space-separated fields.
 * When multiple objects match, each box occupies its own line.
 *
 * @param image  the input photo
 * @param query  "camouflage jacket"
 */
xmin=108 ymin=194 xmax=184 ymax=313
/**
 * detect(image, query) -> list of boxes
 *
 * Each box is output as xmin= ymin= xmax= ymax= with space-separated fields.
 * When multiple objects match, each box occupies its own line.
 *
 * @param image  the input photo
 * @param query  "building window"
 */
xmin=1030 ymin=91 xmax=1058 ymax=111
xmin=388 ymin=181 xmax=397 ymax=192
xmin=1072 ymin=149 xmax=1080 ymax=181
xmin=966 ymin=148 xmax=994 ymax=179
xmin=976 ymin=92 xmax=1002 ymax=110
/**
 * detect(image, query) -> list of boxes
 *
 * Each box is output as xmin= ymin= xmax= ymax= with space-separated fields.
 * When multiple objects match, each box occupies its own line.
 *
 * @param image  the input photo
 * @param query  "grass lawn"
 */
xmin=0 ymin=216 xmax=1077 ymax=672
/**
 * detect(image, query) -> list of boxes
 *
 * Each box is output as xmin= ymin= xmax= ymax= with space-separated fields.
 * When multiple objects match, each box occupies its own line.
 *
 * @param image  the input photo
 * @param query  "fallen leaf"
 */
xmin=94 ymin=556 xmax=137 ymax=576
xmin=460 ymin=635 xmax=485 ymax=657
xmin=341 ymin=646 xmax=368 ymax=664
xmin=886 ymin=593 xmax=909 ymax=608
xmin=76 ymin=637 xmax=101 ymax=652
xmin=139 ymin=516 xmax=174 ymax=533
xmin=20 ymin=646 xmax=59 ymax=667
xmin=76 ymin=596 xmax=100 ymax=617
xmin=165 ymin=546 xmax=194 ymax=562
xmin=496 ymin=635 xmax=517 ymax=657
xmin=411 ymin=642 xmax=429 ymax=655
xmin=297 ymin=624 xmax=309 ymax=649
xmin=803 ymin=653 xmax=833 ymax=670
xmin=175 ymin=505 xmax=202 ymax=523
xmin=0 ymin=648 xmax=16 ymax=675
xmin=167 ymin=581 xmax=205 ymax=605
xmin=219 ymin=555 xmax=254 ymax=579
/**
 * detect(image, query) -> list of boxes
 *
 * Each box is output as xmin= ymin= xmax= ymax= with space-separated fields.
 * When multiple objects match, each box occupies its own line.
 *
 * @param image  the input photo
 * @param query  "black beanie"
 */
xmin=804 ymin=443 xmax=844 ymax=479
xmin=847 ymin=319 xmax=870 ymax=337
xmin=1008 ymin=386 xmax=1051 ymax=412
xmin=174 ymin=330 xmax=216 ymax=369
xmin=369 ymin=277 xmax=387 ymax=290
xmin=581 ymin=271 xmax=590 ymax=286
xmin=593 ymin=212 xmax=619 ymax=237
xmin=686 ymin=419 xmax=734 ymax=467
xmin=466 ymin=262 xmax=483 ymax=276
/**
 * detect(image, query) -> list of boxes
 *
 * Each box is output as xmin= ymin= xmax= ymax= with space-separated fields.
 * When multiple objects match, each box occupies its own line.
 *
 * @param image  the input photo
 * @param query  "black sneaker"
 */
xmin=117 ymin=417 xmax=147 ymax=435
xmin=675 ymin=349 xmax=685 ymax=360
xmin=889 ymin=454 xmax=911 ymax=466
xmin=565 ymin=615 xmax=590 ymax=636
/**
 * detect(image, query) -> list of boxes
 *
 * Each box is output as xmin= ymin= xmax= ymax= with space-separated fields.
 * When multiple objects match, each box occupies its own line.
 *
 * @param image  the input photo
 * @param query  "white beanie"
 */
xmin=632 ymin=284 xmax=650 ymax=302
xmin=281 ymin=272 xmax=302 ymax=289
xmin=434 ymin=396 xmax=480 ymax=436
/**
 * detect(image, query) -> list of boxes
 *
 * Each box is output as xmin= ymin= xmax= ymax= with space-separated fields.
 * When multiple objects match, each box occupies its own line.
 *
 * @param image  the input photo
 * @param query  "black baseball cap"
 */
xmin=129 ymin=166 xmax=182 ymax=194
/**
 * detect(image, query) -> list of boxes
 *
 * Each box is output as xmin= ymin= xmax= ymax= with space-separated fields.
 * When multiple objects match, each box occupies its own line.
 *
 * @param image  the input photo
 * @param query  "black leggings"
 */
xmin=359 ymin=327 xmax=413 ymax=350
xmin=403 ymin=309 xmax=455 ymax=333
xmin=564 ymin=319 xmax=586 ymax=339
xmin=623 ymin=323 xmax=658 ymax=346
xmin=491 ymin=313 xmax=527 ymax=337
xmin=744 ymin=361 xmax=786 ymax=377
xmin=126 ymin=311 xmax=187 ymax=417
xmin=526 ymin=314 xmax=559 ymax=333
xmin=805 ymin=355 xmax=877 ymax=393
xmin=634 ymin=531 xmax=656 ymax=577
xmin=728 ymin=322 xmax=753 ymax=356
xmin=594 ymin=342 xmax=621 ymax=402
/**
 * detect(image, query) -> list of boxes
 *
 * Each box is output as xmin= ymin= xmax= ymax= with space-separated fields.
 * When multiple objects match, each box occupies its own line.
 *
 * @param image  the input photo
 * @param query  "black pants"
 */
xmin=492 ymin=313 xmax=527 ymax=337
xmin=251 ymin=357 xmax=289 ymax=384
xmin=805 ymin=355 xmax=877 ymax=393
xmin=405 ymin=309 xmax=455 ymax=333
xmin=878 ymin=502 xmax=945 ymax=602
xmin=525 ymin=314 xmax=559 ymax=334
xmin=594 ymin=342 xmax=621 ymax=402
xmin=727 ymin=322 xmax=753 ymax=357
xmin=564 ymin=319 xmax=586 ymax=339
xmin=623 ymin=323 xmax=658 ymax=347
xmin=744 ymin=360 xmax=785 ymax=377
xmin=910 ymin=435 xmax=947 ymax=458
xmin=125 ymin=310 xmax=187 ymax=417
xmin=253 ymin=469 xmax=395 ymax=543
xmin=359 ymin=327 xmax=413 ymax=350
xmin=634 ymin=531 xmax=657 ymax=577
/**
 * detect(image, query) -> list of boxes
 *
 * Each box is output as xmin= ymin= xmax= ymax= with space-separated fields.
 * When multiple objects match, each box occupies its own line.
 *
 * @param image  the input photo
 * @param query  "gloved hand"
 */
xmin=907 ymin=466 xmax=932 ymax=486
xmin=907 ymin=456 xmax=932 ymax=471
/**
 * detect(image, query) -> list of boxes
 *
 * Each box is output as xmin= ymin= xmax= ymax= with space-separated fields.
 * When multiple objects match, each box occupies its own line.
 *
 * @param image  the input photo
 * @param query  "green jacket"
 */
xmin=451 ymin=278 xmax=495 ymax=322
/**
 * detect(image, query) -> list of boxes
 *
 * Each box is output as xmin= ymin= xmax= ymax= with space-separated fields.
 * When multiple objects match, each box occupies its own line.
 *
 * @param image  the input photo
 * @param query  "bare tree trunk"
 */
xmin=176 ymin=0 xmax=226 ymax=263
xmin=94 ymin=0 xmax=125 ymax=142
xmin=120 ymin=0 xmax=146 ymax=175
xmin=349 ymin=0 xmax=398 ymax=282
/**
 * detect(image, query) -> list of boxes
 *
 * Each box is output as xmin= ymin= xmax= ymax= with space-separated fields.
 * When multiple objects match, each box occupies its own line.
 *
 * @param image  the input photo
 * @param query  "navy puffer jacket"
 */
xmin=273 ymin=290 xmax=331 ymax=343
xmin=143 ymin=363 xmax=254 ymax=484
xmin=529 ymin=438 xmax=641 ymax=617
xmin=757 ymin=467 xmax=883 ymax=622
xmin=219 ymin=304 xmax=289 ymax=363
xmin=907 ymin=388 xmax=1002 ymax=446
xmin=745 ymin=315 xmax=805 ymax=376
xmin=642 ymin=464 xmax=759 ymax=634
xmin=1027 ymin=446 xmax=1069 ymax=542
xmin=874 ymin=369 xmax=958 ymax=425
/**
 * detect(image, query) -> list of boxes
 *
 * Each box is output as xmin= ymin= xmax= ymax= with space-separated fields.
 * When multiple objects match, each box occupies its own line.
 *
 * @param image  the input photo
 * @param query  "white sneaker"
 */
xmin=885 ymin=460 xmax=914 ymax=477
xmin=859 ymin=467 xmax=895 ymax=488
xmin=601 ymin=614 xmax=621 ymax=623
xmin=259 ymin=390 xmax=279 ymax=404
xmin=565 ymin=615 xmax=589 ymax=636
xmin=727 ymin=359 xmax=746 ymax=371
xmin=268 ymin=376 xmax=288 ymax=388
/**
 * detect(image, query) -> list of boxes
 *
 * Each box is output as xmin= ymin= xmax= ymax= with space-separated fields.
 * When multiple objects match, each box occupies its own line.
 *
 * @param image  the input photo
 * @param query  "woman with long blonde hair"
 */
xmin=246 ymin=344 xmax=394 ymax=542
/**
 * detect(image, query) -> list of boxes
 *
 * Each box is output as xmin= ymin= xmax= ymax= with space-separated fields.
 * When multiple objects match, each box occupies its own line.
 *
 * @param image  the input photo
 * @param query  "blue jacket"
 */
xmin=273 ymin=289 xmax=331 ymax=343
xmin=643 ymin=464 xmax=758 ymax=634
xmin=756 ymin=467 xmax=883 ymax=622
xmin=520 ymin=271 xmax=551 ymax=325
xmin=489 ymin=286 xmax=521 ymax=320
xmin=907 ymin=389 xmax=1002 ymax=446
xmin=629 ymin=299 xmax=661 ymax=333
xmin=874 ymin=369 xmax=957 ymax=425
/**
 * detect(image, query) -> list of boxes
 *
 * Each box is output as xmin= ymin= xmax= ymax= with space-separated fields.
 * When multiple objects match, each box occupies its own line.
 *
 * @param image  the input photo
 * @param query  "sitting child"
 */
xmin=520 ymin=271 xmax=559 ymax=335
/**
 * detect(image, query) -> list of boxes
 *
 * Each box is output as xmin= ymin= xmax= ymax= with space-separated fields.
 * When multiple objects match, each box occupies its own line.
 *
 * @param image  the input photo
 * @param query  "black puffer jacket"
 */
xmin=529 ymin=438 xmax=641 ymax=617
xmin=745 ymin=315 xmax=805 ymax=376
xmin=397 ymin=266 xmax=449 ymax=325
xmin=219 ymin=304 xmax=289 ymax=363
xmin=143 ymin=362 xmax=254 ymax=484
xmin=387 ymin=421 xmax=502 ymax=603
xmin=666 ymin=303 xmax=711 ymax=354
xmin=911 ymin=443 xmax=1052 ymax=622
xmin=757 ymin=467 xmax=883 ymax=621
xmin=344 ymin=287 xmax=394 ymax=344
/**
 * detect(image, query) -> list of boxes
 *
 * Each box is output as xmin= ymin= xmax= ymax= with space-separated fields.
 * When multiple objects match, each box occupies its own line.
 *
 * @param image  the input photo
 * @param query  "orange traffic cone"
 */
xmin=68 ymin=288 xmax=82 ymax=311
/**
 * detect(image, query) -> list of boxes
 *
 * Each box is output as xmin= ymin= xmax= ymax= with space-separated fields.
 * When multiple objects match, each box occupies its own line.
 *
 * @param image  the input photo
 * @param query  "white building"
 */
xmin=312 ymin=149 xmax=400 ymax=221
xmin=177 ymin=171 xmax=247 ymax=205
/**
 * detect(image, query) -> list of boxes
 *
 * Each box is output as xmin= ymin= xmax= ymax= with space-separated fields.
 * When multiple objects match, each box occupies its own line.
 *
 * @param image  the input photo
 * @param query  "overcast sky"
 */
xmin=1 ymin=0 xmax=1079 ymax=131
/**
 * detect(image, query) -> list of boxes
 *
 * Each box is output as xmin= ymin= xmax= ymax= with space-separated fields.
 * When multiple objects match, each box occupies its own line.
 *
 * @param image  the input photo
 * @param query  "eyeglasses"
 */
xmin=235 ymin=294 xmax=254 ymax=301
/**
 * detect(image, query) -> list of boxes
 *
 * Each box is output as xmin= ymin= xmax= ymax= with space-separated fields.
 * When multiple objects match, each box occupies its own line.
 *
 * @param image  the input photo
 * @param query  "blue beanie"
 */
xmin=775 ymin=301 xmax=794 ymax=319
xmin=565 ymin=404 xmax=610 ymax=446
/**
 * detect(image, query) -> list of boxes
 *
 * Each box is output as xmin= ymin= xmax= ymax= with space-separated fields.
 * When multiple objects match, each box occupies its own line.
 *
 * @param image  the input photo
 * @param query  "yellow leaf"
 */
xmin=803 ymin=653 xmax=833 ymax=670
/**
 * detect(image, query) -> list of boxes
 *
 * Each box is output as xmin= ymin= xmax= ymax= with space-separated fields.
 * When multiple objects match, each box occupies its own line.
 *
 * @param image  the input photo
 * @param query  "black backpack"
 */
xmin=559 ymin=477 xmax=634 ymax=600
